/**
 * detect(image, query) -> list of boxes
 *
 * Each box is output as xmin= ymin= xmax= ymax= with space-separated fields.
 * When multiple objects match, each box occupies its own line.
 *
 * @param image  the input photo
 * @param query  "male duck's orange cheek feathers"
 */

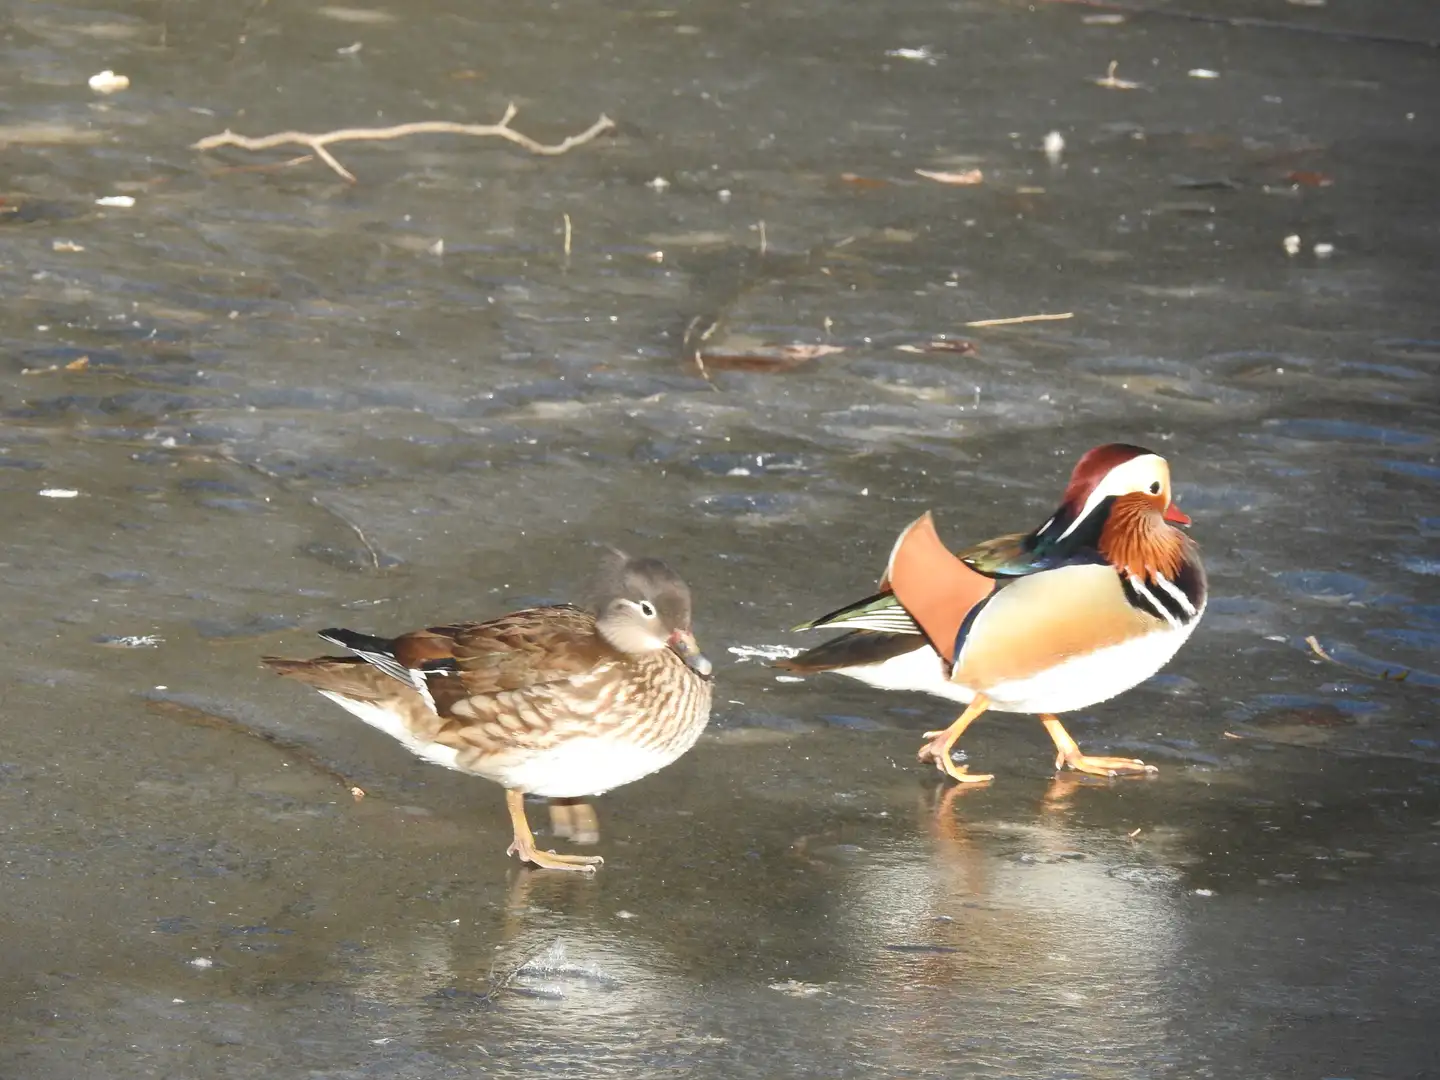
xmin=1101 ymin=494 xmax=1188 ymax=579
xmin=882 ymin=512 xmax=997 ymax=664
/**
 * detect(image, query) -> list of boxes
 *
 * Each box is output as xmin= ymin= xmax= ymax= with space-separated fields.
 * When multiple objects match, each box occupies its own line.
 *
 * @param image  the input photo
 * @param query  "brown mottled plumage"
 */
xmin=264 ymin=553 xmax=713 ymax=873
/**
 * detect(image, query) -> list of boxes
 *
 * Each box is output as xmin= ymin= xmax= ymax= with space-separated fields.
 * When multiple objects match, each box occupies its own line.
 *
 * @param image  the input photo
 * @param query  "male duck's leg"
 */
xmin=917 ymin=694 xmax=995 ymax=784
xmin=1040 ymin=715 xmax=1157 ymax=778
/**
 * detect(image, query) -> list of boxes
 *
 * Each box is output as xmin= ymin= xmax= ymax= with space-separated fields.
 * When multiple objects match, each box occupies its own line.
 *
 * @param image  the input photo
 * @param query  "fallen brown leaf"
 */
xmin=701 ymin=343 xmax=844 ymax=373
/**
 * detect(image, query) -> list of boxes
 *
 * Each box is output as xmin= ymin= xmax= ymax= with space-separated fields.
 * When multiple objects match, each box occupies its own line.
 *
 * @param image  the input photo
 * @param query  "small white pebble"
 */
xmin=885 ymin=46 xmax=940 ymax=64
xmin=427 ymin=238 xmax=444 ymax=256
xmin=645 ymin=176 xmax=671 ymax=192
xmin=616 ymin=910 xmax=637 ymax=920
xmin=172 ymin=998 xmax=185 ymax=1004
xmin=1313 ymin=242 xmax=1335 ymax=258
xmin=1188 ymin=69 xmax=1220 ymax=79
xmin=717 ymin=189 xmax=732 ymax=203
xmin=52 ymin=240 xmax=85 ymax=252
xmin=1283 ymin=234 xmax=1302 ymax=256
xmin=95 ymin=195 xmax=135 ymax=208
xmin=39 ymin=488 xmax=80 ymax=498
xmin=1043 ymin=130 xmax=1065 ymax=164
xmin=189 ymin=957 xmax=214 ymax=969
xmin=336 ymin=41 xmax=363 ymax=55
xmin=1193 ymin=888 xmax=1214 ymax=897
xmin=88 ymin=69 xmax=130 ymax=94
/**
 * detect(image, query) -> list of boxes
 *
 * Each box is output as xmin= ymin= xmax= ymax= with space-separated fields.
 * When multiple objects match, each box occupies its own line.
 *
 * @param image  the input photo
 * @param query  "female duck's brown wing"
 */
xmin=261 ymin=654 xmax=409 ymax=702
xmin=421 ymin=607 xmax=642 ymax=757
xmin=417 ymin=606 xmax=616 ymax=700
xmin=265 ymin=606 xmax=614 ymax=716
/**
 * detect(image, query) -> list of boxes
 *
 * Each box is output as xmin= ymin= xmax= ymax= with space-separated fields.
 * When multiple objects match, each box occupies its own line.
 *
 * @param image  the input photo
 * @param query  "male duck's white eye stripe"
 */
xmin=1126 ymin=574 xmax=1181 ymax=628
xmin=1153 ymin=573 xmax=1198 ymax=618
xmin=1057 ymin=454 xmax=1165 ymax=542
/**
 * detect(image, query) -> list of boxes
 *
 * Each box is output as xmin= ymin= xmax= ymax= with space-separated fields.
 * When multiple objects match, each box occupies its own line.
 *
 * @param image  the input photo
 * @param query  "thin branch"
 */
xmin=193 ymin=103 xmax=616 ymax=183
xmin=965 ymin=312 xmax=1074 ymax=328
xmin=310 ymin=494 xmax=384 ymax=571
xmin=146 ymin=698 xmax=365 ymax=795
xmin=682 ymin=314 xmax=722 ymax=388
xmin=212 ymin=449 xmax=385 ymax=571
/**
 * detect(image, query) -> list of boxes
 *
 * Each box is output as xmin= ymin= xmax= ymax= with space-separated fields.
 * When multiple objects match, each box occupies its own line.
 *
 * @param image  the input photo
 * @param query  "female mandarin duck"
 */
xmin=780 ymin=444 xmax=1205 ymax=784
xmin=264 ymin=552 xmax=714 ymax=872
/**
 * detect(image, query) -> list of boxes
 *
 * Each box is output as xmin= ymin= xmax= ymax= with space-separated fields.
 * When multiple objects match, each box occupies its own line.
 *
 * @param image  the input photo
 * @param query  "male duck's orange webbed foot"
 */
xmin=506 ymin=789 xmax=604 ymax=873
xmin=917 ymin=695 xmax=995 ymax=785
xmin=1041 ymin=716 xmax=1158 ymax=778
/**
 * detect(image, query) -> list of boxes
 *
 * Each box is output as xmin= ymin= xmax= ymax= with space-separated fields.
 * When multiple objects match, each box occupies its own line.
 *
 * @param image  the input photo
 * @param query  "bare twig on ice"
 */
xmin=146 ymin=698 xmax=364 ymax=794
xmin=965 ymin=312 xmax=1074 ymax=328
xmin=192 ymin=103 xmax=616 ymax=183
xmin=682 ymin=315 xmax=722 ymax=388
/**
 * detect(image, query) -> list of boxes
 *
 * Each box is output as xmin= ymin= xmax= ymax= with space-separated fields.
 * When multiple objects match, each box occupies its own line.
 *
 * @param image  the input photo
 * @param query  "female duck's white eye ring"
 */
xmin=638 ymin=600 xmax=657 ymax=618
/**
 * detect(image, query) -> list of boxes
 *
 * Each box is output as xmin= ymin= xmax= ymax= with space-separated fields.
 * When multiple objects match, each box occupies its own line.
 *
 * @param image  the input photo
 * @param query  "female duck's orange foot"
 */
xmin=506 ymin=788 xmax=603 ymax=873
xmin=1041 ymin=715 xmax=1157 ymax=779
xmin=506 ymin=837 xmax=605 ymax=873
xmin=548 ymin=798 xmax=601 ymax=844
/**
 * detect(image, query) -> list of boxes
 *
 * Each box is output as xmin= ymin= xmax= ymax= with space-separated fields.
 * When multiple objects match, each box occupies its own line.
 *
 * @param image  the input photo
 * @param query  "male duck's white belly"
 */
xmin=828 ymin=645 xmax=975 ymax=704
xmin=825 ymin=619 xmax=1198 ymax=717
xmin=969 ymin=620 xmax=1200 ymax=714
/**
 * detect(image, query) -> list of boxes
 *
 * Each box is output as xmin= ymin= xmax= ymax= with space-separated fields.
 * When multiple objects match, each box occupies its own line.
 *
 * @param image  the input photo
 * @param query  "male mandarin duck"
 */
xmin=779 ymin=444 xmax=1205 ymax=784
xmin=264 ymin=552 xmax=714 ymax=872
